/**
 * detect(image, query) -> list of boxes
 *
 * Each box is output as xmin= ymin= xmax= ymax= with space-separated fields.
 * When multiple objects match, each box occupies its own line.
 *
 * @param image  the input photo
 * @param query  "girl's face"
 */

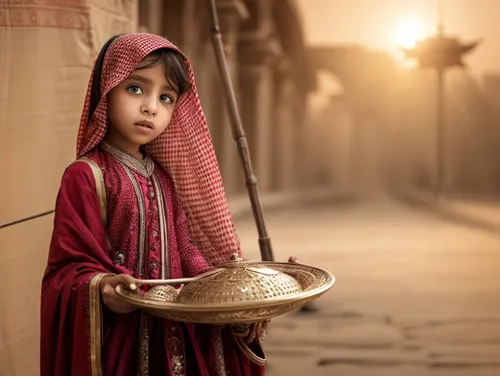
xmin=106 ymin=57 xmax=179 ymax=158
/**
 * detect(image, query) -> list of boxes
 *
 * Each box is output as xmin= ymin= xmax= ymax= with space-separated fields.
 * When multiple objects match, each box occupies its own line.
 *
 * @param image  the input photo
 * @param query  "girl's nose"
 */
xmin=140 ymin=97 xmax=157 ymax=116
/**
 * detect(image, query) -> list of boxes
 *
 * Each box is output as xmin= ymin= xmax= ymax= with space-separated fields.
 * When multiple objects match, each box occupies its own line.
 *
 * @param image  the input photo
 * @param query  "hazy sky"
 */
xmin=295 ymin=0 xmax=500 ymax=78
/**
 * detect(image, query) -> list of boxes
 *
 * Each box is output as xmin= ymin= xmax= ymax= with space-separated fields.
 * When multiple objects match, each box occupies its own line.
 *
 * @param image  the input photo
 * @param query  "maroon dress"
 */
xmin=41 ymin=143 xmax=265 ymax=376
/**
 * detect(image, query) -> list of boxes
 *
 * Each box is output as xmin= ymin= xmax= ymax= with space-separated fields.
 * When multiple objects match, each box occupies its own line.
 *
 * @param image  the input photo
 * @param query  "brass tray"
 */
xmin=115 ymin=261 xmax=335 ymax=324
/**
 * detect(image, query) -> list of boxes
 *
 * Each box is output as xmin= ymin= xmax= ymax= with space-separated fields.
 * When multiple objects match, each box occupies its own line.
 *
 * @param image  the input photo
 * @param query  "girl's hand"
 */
xmin=100 ymin=274 xmax=138 ymax=314
xmin=288 ymin=256 xmax=302 ymax=264
xmin=243 ymin=320 xmax=270 ymax=344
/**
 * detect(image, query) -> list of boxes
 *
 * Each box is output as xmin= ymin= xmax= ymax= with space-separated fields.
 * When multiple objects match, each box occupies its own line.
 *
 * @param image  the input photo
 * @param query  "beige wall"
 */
xmin=0 ymin=2 xmax=138 ymax=375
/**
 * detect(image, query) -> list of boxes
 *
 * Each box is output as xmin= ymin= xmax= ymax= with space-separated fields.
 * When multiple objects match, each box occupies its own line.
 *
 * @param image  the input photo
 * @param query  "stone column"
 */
xmin=147 ymin=0 xmax=163 ymax=35
xmin=239 ymin=38 xmax=282 ymax=193
xmin=181 ymin=0 xmax=197 ymax=56
xmin=293 ymin=89 xmax=308 ymax=190
xmin=213 ymin=0 xmax=249 ymax=195
xmin=272 ymin=57 xmax=296 ymax=191
xmin=138 ymin=0 xmax=162 ymax=33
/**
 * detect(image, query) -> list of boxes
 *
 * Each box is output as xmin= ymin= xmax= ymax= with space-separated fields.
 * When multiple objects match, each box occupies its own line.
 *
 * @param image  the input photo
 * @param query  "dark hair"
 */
xmin=89 ymin=34 xmax=121 ymax=121
xmin=137 ymin=48 xmax=192 ymax=97
xmin=88 ymin=35 xmax=191 ymax=121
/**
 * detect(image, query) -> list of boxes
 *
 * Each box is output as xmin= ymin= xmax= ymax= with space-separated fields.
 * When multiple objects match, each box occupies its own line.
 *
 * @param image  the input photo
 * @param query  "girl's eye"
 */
xmin=127 ymin=85 xmax=143 ymax=95
xmin=160 ymin=94 xmax=173 ymax=104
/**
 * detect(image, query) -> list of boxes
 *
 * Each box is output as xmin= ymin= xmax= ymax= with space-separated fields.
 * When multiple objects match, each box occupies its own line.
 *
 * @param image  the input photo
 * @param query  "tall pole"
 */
xmin=206 ymin=0 xmax=274 ymax=262
xmin=403 ymin=0 xmax=479 ymax=200
xmin=436 ymin=0 xmax=445 ymax=199
xmin=437 ymin=0 xmax=444 ymax=35
xmin=436 ymin=68 xmax=445 ymax=199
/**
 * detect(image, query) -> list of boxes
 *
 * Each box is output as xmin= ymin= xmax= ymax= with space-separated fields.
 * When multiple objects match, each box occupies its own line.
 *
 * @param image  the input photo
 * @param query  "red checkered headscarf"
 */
xmin=76 ymin=33 xmax=241 ymax=266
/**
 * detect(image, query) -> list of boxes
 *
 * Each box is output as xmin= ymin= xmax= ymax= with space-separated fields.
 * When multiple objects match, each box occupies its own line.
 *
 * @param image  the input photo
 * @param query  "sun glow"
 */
xmin=392 ymin=19 xmax=427 ymax=49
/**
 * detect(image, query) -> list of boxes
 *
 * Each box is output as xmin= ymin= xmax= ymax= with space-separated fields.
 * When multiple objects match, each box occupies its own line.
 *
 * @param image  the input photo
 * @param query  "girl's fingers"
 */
xmin=288 ymin=256 xmax=302 ymax=264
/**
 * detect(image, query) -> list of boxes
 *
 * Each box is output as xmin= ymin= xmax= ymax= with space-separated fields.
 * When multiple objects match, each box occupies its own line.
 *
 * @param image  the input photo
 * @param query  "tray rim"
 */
xmin=115 ymin=262 xmax=335 ymax=312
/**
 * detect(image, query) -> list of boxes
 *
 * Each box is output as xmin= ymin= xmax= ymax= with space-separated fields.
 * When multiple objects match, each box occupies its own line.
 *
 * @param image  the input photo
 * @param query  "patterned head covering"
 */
xmin=76 ymin=33 xmax=241 ymax=266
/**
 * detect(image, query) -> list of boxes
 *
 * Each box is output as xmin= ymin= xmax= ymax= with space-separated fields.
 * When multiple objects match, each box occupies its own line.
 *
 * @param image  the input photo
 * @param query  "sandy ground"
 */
xmin=234 ymin=198 xmax=500 ymax=376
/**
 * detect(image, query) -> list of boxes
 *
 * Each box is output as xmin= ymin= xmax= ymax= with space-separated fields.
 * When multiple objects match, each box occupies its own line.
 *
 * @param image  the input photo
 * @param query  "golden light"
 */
xmin=392 ymin=19 xmax=427 ymax=49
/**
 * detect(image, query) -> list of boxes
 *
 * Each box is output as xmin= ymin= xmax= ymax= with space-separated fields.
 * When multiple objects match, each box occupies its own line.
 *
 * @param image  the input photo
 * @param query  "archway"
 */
xmin=308 ymin=46 xmax=398 ymax=197
xmin=307 ymin=70 xmax=355 ymax=191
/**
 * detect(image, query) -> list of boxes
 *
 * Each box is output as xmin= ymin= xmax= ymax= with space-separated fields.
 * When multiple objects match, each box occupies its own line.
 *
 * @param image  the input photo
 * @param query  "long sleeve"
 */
xmin=40 ymin=161 xmax=129 ymax=376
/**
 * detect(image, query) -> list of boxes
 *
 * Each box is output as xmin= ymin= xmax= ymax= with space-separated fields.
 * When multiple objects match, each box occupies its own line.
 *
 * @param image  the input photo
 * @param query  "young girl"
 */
xmin=41 ymin=33 xmax=268 ymax=376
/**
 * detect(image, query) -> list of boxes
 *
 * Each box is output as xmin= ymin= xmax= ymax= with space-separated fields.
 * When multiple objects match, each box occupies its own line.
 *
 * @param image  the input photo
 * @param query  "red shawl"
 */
xmin=41 ymin=33 xmax=265 ymax=376
xmin=77 ymin=33 xmax=240 ymax=266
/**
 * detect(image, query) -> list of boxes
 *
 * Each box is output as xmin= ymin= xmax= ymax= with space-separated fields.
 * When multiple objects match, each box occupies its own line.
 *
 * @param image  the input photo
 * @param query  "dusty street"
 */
xmin=234 ymin=198 xmax=500 ymax=376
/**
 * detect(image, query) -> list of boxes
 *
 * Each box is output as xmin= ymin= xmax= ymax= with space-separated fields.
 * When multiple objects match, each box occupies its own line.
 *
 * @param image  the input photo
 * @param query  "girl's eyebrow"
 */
xmin=127 ymin=74 xmax=176 ymax=92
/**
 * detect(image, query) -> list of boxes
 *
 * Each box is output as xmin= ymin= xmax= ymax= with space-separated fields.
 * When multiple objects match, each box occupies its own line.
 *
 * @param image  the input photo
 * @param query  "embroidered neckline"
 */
xmin=101 ymin=141 xmax=154 ymax=178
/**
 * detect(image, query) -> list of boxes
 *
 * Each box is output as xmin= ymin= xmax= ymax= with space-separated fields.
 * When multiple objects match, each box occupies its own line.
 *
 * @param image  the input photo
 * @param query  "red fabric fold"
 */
xmin=41 ymin=158 xmax=265 ymax=375
xmin=41 ymin=32 xmax=266 ymax=376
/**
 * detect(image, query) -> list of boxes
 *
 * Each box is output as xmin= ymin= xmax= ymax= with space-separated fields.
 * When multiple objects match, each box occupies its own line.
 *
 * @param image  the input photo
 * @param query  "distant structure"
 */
xmin=403 ymin=0 xmax=480 ymax=199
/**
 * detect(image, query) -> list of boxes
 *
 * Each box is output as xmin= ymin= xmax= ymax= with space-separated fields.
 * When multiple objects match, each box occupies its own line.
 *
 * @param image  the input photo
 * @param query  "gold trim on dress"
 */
xmin=171 ymin=354 xmax=184 ymax=376
xmin=123 ymin=167 xmax=147 ymax=277
xmin=152 ymin=173 xmax=169 ymax=279
xmin=166 ymin=326 xmax=185 ymax=376
xmin=120 ymin=161 xmax=150 ymax=373
xmin=138 ymin=313 xmax=150 ymax=376
xmin=76 ymin=158 xmax=107 ymax=228
xmin=214 ymin=328 xmax=228 ymax=376
xmin=89 ymin=273 xmax=111 ymax=376
xmin=101 ymin=141 xmax=154 ymax=178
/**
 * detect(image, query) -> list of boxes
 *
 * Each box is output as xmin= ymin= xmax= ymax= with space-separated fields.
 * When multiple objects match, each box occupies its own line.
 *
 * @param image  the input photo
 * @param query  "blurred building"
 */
xmin=307 ymin=45 xmax=398 ymax=195
xmin=395 ymin=69 xmax=500 ymax=197
xmin=3 ymin=2 xmax=500 ymax=375
xmin=0 ymin=1 xmax=312 ymax=375
xmin=137 ymin=0 xmax=310 ymax=195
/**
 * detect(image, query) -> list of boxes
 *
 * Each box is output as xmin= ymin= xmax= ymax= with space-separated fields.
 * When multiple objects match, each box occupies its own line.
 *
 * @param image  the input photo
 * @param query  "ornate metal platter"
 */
xmin=115 ymin=258 xmax=335 ymax=324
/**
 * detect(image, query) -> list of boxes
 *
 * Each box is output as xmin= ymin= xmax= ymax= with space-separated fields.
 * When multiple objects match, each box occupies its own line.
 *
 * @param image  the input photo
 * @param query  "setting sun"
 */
xmin=392 ymin=19 xmax=427 ymax=48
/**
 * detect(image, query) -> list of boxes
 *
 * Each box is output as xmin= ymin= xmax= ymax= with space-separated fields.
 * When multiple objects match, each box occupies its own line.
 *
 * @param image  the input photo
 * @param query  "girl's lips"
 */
xmin=134 ymin=120 xmax=154 ymax=129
